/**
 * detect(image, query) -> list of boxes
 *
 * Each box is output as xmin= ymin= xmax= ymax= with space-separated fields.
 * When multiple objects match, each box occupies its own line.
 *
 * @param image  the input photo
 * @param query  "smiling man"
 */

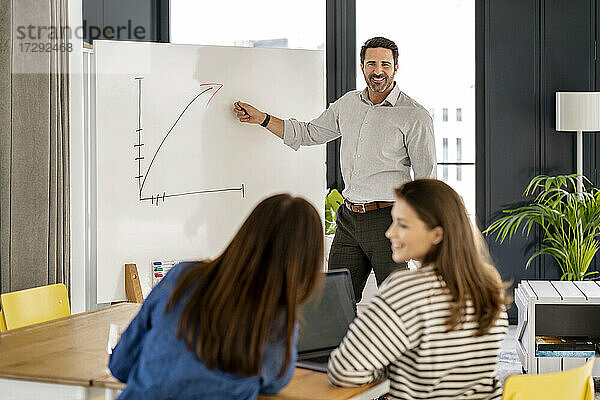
xmin=233 ymin=37 xmax=436 ymax=302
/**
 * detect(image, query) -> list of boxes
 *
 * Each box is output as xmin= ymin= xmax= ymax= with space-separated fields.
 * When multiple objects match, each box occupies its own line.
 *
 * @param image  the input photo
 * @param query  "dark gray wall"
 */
xmin=477 ymin=0 xmax=598 ymax=321
xmin=83 ymin=0 xmax=168 ymax=43
xmin=326 ymin=0 xmax=355 ymax=191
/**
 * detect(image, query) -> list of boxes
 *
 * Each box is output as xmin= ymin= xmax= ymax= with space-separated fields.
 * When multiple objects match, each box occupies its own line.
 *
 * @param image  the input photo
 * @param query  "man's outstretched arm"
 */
xmin=234 ymin=100 xmax=341 ymax=150
xmin=233 ymin=101 xmax=284 ymax=139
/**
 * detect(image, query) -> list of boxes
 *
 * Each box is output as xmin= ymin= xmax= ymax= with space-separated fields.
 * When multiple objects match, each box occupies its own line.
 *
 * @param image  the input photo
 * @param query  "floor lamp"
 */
xmin=556 ymin=92 xmax=600 ymax=193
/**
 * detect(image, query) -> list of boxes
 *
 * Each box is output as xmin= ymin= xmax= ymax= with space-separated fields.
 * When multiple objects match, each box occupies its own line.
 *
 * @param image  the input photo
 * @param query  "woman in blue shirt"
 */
xmin=109 ymin=194 xmax=324 ymax=399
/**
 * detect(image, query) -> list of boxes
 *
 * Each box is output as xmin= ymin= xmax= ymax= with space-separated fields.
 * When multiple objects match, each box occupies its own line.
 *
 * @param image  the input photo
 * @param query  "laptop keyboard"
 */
xmin=306 ymin=355 xmax=330 ymax=364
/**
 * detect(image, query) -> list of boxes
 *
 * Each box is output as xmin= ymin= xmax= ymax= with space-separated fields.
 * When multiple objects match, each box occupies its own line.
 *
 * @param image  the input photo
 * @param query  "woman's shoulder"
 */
xmin=378 ymin=265 xmax=443 ymax=300
xmin=151 ymin=261 xmax=206 ymax=297
xmin=369 ymin=266 xmax=449 ymax=324
xmin=164 ymin=260 xmax=208 ymax=281
xmin=383 ymin=264 xmax=439 ymax=285
xmin=379 ymin=266 xmax=447 ymax=300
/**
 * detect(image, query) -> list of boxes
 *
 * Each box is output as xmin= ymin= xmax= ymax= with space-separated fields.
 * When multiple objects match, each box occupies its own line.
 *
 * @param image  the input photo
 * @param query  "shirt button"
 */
xmin=360 ymin=137 xmax=364 ymax=142
xmin=357 ymin=155 xmax=361 ymax=158
xmin=353 ymin=171 xmax=358 ymax=175
xmin=364 ymin=121 xmax=368 ymax=124
xmin=352 ymin=188 xmax=356 ymax=191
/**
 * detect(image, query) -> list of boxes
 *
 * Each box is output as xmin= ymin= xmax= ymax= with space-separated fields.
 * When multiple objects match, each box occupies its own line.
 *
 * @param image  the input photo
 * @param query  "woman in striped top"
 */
xmin=327 ymin=179 xmax=509 ymax=399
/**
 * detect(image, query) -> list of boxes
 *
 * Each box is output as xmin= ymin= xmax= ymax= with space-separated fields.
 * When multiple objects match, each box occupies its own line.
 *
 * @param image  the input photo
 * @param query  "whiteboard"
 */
xmin=95 ymin=41 xmax=326 ymax=303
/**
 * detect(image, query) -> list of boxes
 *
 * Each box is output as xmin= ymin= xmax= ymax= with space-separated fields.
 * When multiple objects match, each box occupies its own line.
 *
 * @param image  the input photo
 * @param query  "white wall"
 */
xmin=69 ymin=0 xmax=88 ymax=313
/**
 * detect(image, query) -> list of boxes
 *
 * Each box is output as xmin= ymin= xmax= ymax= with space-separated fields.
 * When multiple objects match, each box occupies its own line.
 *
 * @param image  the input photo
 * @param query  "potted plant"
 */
xmin=484 ymin=174 xmax=600 ymax=281
xmin=324 ymin=189 xmax=343 ymax=263
xmin=325 ymin=189 xmax=343 ymax=235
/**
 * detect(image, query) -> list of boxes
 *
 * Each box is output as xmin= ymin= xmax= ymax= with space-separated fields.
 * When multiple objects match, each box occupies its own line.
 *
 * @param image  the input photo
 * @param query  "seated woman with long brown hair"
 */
xmin=109 ymin=194 xmax=324 ymax=399
xmin=327 ymin=179 xmax=509 ymax=399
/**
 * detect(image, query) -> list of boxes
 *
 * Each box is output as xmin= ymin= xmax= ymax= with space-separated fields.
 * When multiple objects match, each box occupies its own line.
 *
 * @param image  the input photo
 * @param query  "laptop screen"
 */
xmin=297 ymin=270 xmax=357 ymax=354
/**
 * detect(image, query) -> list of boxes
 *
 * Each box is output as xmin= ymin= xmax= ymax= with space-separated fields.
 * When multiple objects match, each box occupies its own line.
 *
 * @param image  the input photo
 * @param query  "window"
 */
xmin=443 ymin=138 xmax=449 ymax=161
xmin=442 ymin=138 xmax=448 ymax=181
xmin=357 ymin=0 xmax=475 ymax=215
xmin=456 ymin=138 xmax=462 ymax=181
xmin=171 ymin=1 xmax=325 ymax=51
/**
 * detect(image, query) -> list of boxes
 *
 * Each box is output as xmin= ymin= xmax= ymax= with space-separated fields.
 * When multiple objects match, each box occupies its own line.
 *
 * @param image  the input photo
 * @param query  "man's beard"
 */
xmin=364 ymin=72 xmax=394 ymax=93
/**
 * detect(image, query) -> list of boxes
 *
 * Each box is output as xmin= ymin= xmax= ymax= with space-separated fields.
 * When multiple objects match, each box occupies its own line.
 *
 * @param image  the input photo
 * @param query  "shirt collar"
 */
xmin=360 ymin=82 xmax=401 ymax=106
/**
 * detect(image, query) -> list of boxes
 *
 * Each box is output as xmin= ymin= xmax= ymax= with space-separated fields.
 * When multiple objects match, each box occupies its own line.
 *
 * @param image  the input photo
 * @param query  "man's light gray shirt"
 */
xmin=283 ymin=83 xmax=437 ymax=203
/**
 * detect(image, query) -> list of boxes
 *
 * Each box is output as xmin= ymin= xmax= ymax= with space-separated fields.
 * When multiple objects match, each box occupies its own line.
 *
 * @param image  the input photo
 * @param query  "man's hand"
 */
xmin=233 ymin=101 xmax=284 ymax=139
xmin=233 ymin=101 xmax=266 ymax=124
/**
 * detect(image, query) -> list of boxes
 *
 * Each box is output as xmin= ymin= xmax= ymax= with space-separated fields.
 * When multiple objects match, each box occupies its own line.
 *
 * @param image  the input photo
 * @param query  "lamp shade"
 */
xmin=556 ymin=92 xmax=600 ymax=132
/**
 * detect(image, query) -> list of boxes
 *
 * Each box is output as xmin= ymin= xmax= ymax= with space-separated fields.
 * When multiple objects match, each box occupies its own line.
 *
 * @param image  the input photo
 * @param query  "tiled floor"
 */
xmin=497 ymin=325 xmax=522 ymax=384
xmin=357 ymin=271 xmax=379 ymax=313
xmin=498 ymin=326 xmax=600 ymax=399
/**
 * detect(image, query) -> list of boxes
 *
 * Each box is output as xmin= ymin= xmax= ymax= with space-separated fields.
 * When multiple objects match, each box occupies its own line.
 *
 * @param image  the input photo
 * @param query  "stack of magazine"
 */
xmin=535 ymin=336 xmax=597 ymax=358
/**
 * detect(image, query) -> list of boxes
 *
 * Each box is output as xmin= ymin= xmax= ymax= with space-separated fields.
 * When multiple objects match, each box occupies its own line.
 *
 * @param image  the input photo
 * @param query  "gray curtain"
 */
xmin=0 ymin=0 xmax=70 ymax=293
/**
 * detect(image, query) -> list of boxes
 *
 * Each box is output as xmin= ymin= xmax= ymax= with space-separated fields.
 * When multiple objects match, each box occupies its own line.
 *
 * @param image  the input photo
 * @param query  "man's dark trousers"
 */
xmin=328 ymin=204 xmax=408 ymax=302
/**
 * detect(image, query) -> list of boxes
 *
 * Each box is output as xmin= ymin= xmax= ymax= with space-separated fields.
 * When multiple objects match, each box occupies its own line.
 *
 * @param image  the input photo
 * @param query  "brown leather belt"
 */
xmin=344 ymin=199 xmax=394 ymax=213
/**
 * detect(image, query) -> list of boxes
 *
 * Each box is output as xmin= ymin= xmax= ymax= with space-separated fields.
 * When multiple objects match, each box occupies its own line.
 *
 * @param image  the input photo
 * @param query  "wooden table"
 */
xmin=0 ymin=303 xmax=140 ymax=400
xmin=0 ymin=303 xmax=388 ymax=400
xmin=258 ymin=368 xmax=388 ymax=400
xmin=91 ymin=362 xmax=388 ymax=400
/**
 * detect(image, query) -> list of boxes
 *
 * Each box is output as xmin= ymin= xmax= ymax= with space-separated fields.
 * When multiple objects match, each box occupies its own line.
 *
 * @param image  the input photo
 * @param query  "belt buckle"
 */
xmin=358 ymin=203 xmax=366 ymax=213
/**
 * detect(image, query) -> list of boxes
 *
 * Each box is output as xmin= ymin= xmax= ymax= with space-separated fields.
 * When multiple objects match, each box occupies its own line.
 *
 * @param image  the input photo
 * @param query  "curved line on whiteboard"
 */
xmin=139 ymin=83 xmax=223 ymax=195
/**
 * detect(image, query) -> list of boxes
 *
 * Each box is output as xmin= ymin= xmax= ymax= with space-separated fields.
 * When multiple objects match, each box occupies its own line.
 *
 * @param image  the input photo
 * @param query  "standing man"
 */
xmin=233 ymin=37 xmax=436 ymax=302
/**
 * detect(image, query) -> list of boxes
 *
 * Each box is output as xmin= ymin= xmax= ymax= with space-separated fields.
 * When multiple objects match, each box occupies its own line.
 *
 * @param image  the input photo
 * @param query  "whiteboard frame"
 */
xmin=93 ymin=41 xmax=327 ymax=304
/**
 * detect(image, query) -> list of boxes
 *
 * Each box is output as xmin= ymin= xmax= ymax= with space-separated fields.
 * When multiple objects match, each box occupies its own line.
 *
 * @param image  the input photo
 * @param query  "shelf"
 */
xmin=515 ymin=280 xmax=600 ymax=375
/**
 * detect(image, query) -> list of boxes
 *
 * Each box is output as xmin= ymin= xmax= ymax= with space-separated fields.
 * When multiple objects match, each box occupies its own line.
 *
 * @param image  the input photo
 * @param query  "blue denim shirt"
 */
xmin=109 ymin=263 xmax=298 ymax=400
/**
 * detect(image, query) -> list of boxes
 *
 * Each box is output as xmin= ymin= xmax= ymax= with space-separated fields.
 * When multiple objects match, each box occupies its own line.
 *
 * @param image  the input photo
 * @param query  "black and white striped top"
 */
xmin=327 ymin=265 xmax=508 ymax=400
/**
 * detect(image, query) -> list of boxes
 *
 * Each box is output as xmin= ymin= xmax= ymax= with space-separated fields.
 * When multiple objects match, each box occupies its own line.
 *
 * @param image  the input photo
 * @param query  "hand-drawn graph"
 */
xmin=134 ymin=78 xmax=245 ymax=206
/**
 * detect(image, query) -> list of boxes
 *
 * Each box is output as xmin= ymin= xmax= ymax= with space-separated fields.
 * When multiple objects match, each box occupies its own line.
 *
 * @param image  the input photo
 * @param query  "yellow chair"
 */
xmin=0 ymin=283 xmax=70 ymax=330
xmin=502 ymin=358 xmax=595 ymax=400
xmin=0 ymin=309 xmax=6 ymax=332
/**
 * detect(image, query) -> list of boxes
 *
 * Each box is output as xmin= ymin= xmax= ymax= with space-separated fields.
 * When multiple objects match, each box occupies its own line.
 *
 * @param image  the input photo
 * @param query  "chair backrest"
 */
xmin=502 ymin=358 xmax=595 ymax=400
xmin=0 ymin=309 xmax=6 ymax=332
xmin=0 ymin=283 xmax=70 ymax=330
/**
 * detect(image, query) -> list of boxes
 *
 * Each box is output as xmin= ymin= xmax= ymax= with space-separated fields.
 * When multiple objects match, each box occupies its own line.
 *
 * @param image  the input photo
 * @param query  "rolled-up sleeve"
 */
xmin=259 ymin=323 xmax=300 ymax=394
xmin=108 ymin=298 xmax=153 ymax=382
xmin=283 ymin=102 xmax=341 ymax=151
xmin=406 ymin=111 xmax=437 ymax=179
xmin=108 ymin=270 xmax=172 ymax=382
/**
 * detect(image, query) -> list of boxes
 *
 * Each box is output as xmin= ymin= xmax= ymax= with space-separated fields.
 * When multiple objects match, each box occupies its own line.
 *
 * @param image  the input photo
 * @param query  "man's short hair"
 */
xmin=360 ymin=37 xmax=398 ymax=67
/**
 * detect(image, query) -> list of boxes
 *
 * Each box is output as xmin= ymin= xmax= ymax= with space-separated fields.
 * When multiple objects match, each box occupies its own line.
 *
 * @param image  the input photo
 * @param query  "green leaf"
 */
xmin=325 ymin=189 xmax=344 ymax=235
xmin=486 ymin=173 xmax=600 ymax=281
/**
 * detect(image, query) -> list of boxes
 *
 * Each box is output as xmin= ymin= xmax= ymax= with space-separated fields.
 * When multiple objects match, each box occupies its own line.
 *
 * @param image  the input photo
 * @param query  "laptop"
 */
xmin=296 ymin=269 xmax=357 ymax=372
